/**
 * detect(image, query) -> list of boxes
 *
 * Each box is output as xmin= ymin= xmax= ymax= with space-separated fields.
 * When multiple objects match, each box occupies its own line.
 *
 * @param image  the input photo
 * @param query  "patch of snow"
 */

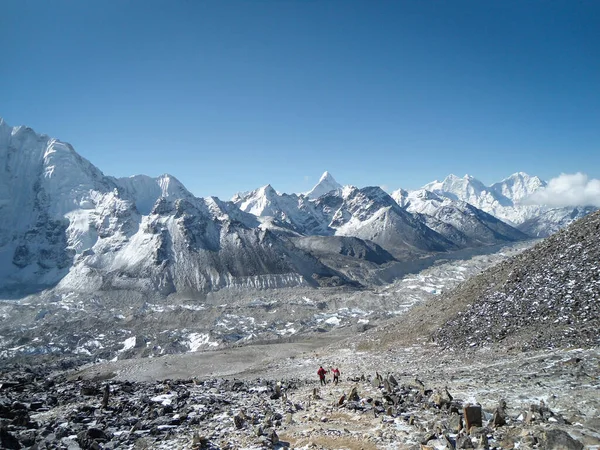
xmin=187 ymin=333 xmax=219 ymax=351
xmin=119 ymin=336 xmax=136 ymax=352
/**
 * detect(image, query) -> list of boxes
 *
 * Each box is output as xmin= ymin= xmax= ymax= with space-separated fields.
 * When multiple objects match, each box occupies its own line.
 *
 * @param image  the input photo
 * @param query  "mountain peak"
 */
xmin=260 ymin=184 xmax=277 ymax=196
xmin=319 ymin=171 xmax=333 ymax=181
xmin=491 ymin=172 xmax=547 ymax=204
xmin=306 ymin=171 xmax=342 ymax=199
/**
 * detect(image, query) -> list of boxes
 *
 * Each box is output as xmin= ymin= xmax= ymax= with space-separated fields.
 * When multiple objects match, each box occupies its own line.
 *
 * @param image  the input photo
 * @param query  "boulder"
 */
xmin=539 ymin=429 xmax=584 ymax=450
xmin=456 ymin=435 xmax=475 ymax=449
xmin=430 ymin=389 xmax=452 ymax=408
xmin=348 ymin=386 xmax=359 ymax=402
xmin=448 ymin=413 xmax=463 ymax=432
xmin=0 ymin=426 xmax=21 ymax=450
xmin=492 ymin=408 xmax=506 ymax=427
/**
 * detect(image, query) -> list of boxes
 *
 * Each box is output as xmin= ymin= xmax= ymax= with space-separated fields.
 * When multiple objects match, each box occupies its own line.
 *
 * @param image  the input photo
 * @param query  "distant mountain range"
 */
xmin=0 ymin=118 xmax=596 ymax=296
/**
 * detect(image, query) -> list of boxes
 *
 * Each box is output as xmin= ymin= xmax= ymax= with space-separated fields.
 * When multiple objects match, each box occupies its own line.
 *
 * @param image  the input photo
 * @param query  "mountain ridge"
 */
xmin=0 ymin=118 xmax=594 ymax=297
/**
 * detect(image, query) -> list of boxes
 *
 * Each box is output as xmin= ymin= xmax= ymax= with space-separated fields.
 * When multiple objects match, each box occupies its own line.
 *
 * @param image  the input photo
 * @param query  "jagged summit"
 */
xmin=490 ymin=172 xmax=547 ymax=203
xmin=114 ymin=173 xmax=194 ymax=215
xmin=305 ymin=171 xmax=342 ymax=199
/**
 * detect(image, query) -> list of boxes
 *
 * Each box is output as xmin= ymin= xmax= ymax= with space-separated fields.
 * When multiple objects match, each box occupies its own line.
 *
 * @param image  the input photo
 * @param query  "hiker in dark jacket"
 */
xmin=317 ymin=366 xmax=327 ymax=385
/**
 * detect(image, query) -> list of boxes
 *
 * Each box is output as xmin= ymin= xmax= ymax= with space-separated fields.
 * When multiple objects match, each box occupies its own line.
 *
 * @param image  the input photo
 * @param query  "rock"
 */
xmin=0 ymin=426 xmax=22 ymax=449
xmin=383 ymin=379 xmax=391 ymax=393
xmin=492 ymin=408 xmax=506 ymax=427
xmin=101 ymin=384 xmax=110 ymax=409
xmin=29 ymin=401 xmax=44 ymax=411
xmin=414 ymin=378 xmax=426 ymax=393
xmin=17 ymin=429 xmax=36 ymax=447
xmin=348 ymin=386 xmax=359 ymax=402
xmin=192 ymin=433 xmax=209 ymax=448
xmin=233 ymin=414 xmax=244 ymax=429
xmin=320 ymin=416 xmax=328 ymax=422
xmin=524 ymin=409 xmax=535 ymax=424
xmin=338 ymin=394 xmax=346 ymax=406
xmin=463 ymin=405 xmax=482 ymax=430
xmin=80 ymin=385 xmax=99 ymax=396
xmin=419 ymin=431 xmax=437 ymax=445
xmin=448 ymin=413 xmax=463 ymax=432
xmin=267 ymin=428 xmax=279 ymax=444
xmin=388 ymin=374 xmax=398 ymax=387
xmin=456 ymin=435 xmax=474 ymax=448
xmin=430 ymin=389 xmax=452 ymax=408
xmin=539 ymin=429 xmax=584 ymax=450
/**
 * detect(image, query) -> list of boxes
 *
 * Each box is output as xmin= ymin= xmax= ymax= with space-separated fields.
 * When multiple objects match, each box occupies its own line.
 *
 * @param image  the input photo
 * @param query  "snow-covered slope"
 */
xmin=114 ymin=174 xmax=196 ymax=215
xmin=403 ymin=189 xmax=528 ymax=247
xmin=517 ymin=205 xmax=598 ymax=238
xmin=0 ymin=119 xmax=119 ymax=291
xmin=305 ymin=171 xmax=342 ymax=199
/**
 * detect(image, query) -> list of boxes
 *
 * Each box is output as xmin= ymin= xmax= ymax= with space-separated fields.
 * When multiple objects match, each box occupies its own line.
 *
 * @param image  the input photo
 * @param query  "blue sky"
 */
xmin=2 ymin=0 xmax=599 ymax=199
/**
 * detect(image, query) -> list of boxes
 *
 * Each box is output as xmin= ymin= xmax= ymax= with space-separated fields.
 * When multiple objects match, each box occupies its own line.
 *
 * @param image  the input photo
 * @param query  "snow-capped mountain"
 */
xmin=0 ymin=119 xmax=357 ymax=294
xmin=402 ymin=189 xmax=528 ymax=247
xmin=517 ymin=205 xmax=597 ymax=238
xmin=232 ymin=184 xmax=330 ymax=235
xmin=2 ymin=117 xmax=593 ymax=297
xmin=419 ymin=172 xmax=596 ymax=233
xmin=490 ymin=172 xmax=547 ymax=203
xmin=305 ymin=171 xmax=342 ymax=199
xmin=233 ymin=180 xmax=458 ymax=258
xmin=314 ymin=186 xmax=455 ymax=256
xmin=423 ymin=174 xmax=502 ymax=208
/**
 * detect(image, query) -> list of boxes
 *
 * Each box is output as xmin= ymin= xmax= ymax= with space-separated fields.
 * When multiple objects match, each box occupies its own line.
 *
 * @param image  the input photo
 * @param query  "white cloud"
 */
xmin=525 ymin=173 xmax=600 ymax=207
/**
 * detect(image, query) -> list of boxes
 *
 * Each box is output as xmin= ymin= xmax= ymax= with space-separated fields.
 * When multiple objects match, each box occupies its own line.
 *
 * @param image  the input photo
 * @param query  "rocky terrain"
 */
xmin=1 ymin=336 xmax=598 ymax=449
xmin=1 ymin=212 xmax=599 ymax=449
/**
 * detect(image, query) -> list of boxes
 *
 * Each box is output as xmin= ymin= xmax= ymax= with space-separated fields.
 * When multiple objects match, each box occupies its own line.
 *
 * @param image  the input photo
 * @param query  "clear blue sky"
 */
xmin=2 ymin=0 xmax=599 ymax=199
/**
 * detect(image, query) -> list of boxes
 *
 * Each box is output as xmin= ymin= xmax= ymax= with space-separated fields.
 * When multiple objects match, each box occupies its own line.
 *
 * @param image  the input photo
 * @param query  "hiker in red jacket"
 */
xmin=331 ymin=367 xmax=340 ymax=385
xmin=317 ymin=366 xmax=327 ymax=385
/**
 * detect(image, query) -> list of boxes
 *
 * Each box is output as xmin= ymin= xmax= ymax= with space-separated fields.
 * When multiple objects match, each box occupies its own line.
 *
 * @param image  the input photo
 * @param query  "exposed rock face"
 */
xmin=435 ymin=210 xmax=600 ymax=350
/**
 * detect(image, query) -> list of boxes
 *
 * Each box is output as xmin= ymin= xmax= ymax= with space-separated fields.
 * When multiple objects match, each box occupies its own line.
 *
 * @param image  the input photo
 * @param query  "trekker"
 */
xmin=317 ymin=366 xmax=327 ymax=386
xmin=332 ymin=367 xmax=340 ymax=384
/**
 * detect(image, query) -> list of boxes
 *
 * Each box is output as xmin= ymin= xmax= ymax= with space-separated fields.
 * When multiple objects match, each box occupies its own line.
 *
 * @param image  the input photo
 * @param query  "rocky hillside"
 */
xmin=434 ymin=209 xmax=600 ymax=351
